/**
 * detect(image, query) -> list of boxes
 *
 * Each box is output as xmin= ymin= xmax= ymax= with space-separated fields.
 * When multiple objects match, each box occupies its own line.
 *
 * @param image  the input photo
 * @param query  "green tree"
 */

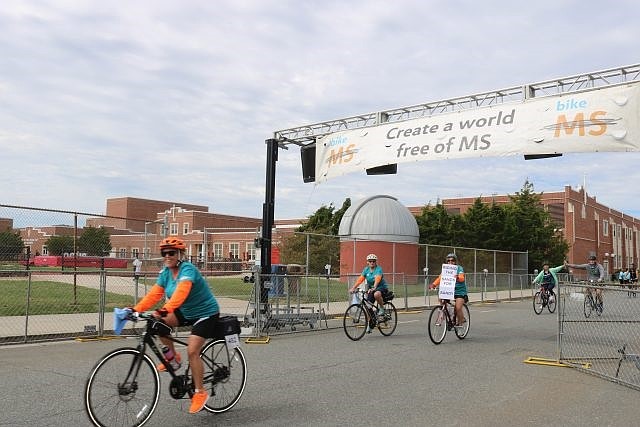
xmin=416 ymin=203 xmax=455 ymax=245
xmin=279 ymin=199 xmax=350 ymax=274
xmin=78 ymin=226 xmax=112 ymax=256
xmin=46 ymin=235 xmax=75 ymax=256
xmin=460 ymin=198 xmax=495 ymax=248
xmin=0 ymin=230 xmax=24 ymax=260
xmin=502 ymin=180 xmax=568 ymax=270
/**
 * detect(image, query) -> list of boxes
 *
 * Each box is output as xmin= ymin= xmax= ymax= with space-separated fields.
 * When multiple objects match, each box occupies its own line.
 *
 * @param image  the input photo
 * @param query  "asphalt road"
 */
xmin=1 ymin=300 xmax=638 ymax=427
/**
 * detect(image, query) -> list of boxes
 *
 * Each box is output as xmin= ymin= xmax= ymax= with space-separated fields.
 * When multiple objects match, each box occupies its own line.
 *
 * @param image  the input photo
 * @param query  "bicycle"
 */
xmin=583 ymin=280 xmax=604 ymax=318
xmin=533 ymin=286 xmax=556 ymax=314
xmin=84 ymin=311 xmax=247 ymax=427
xmin=427 ymin=299 xmax=470 ymax=345
xmin=343 ymin=289 xmax=398 ymax=341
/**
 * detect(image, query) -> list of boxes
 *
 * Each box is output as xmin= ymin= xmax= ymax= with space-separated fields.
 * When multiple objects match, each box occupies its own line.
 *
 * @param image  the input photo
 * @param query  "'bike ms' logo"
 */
xmin=325 ymin=135 xmax=356 ymax=168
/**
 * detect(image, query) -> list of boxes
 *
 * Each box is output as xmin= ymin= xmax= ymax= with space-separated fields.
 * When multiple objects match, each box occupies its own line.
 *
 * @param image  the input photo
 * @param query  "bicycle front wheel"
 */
xmin=377 ymin=301 xmax=398 ymax=336
xmin=584 ymin=294 xmax=593 ymax=318
xmin=201 ymin=340 xmax=247 ymax=413
xmin=85 ymin=347 xmax=160 ymax=427
xmin=547 ymin=293 xmax=557 ymax=313
xmin=428 ymin=306 xmax=447 ymax=344
xmin=454 ymin=304 xmax=470 ymax=339
xmin=343 ymin=303 xmax=369 ymax=341
xmin=533 ymin=292 xmax=543 ymax=315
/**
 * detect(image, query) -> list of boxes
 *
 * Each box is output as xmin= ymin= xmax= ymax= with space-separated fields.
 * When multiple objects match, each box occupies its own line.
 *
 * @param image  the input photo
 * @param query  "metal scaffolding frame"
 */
xmin=273 ymin=63 xmax=640 ymax=146
xmin=255 ymin=63 xmax=640 ymax=335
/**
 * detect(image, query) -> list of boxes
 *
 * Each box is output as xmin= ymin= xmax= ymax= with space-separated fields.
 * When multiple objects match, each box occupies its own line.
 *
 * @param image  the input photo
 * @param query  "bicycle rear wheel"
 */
xmin=454 ymin=304 xmax=470 ymax=339
xmin=428 ymin=306 xmax=447 ymax=344
xmin=533 ymin=291 xmax=544 ymax=315
xmin=343 ymin=303 xmax=369 ymax=341
xmin=85 ymin=347 xmax=159 ymax=427
xmin=201 ymin=340 xmax=247 ymax=413
xmin=377 ymin=301 xmax=397 ymax=336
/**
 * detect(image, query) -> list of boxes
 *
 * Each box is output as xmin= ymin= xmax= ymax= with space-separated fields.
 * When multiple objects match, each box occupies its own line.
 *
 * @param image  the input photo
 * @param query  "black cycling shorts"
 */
xmin=174 ymin=309 xmax=220 ymax=339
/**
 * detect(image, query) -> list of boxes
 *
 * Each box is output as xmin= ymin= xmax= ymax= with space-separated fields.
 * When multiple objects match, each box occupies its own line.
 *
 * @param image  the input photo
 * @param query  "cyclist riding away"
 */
xmin=532 ymin=262 xmax=564 ymax=304
xmin=429 ymin=253 xmax=468 ymax=328
xmin=131 ymin=237 xmax=219 ymax=414
xmin=349 ymin=253 xmax=390 ymax=319
xmin=566 ymin=255 xmax=605 ymax=307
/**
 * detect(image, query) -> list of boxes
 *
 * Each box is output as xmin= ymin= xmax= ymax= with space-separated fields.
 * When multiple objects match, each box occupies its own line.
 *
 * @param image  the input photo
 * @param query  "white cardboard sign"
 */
xmin=438 ymin=263 xmax=457 ymax=300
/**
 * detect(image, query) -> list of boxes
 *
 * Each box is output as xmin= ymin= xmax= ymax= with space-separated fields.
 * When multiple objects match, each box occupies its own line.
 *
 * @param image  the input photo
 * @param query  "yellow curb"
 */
xmin=75 ymin=335 xmax=125 ymax=342
xmin=524 ymin=356 xmax=591 ymax=369
xmin=245 ymin=336 xmax=270 ymax=344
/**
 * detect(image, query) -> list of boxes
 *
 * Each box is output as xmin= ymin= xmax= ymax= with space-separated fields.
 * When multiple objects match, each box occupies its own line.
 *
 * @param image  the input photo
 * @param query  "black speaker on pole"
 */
xmin=366 ymin=163 xmax=397 ymax=175
xmin=300 ymin=143 xmax=316 ymax=183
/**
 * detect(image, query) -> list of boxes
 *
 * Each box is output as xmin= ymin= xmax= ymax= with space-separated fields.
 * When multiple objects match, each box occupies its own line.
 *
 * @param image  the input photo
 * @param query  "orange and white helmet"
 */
xmin=159 ymin=237 xmax=186 ymax=251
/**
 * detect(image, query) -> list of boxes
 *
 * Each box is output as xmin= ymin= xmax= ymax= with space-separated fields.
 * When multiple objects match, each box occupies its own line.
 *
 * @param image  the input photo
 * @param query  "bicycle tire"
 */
xmin=343 ymin=303 xmax=369 ymax=341
xmin=454 ymin=304 xmax=471 ymax=339
xmin=596 ymin=299 xmax=604 ymax=316
xmin=428 ymin=306 xmax=447 ymax=344
xmin=584 ymin=294 xmax=593 ymax=318
xmin=377 ymin=301 xmax=397 ymax=336
xmin=85 ymin=347 xmax=160 ymax=427
xmin=201 ymin=339 xmax=247 ymax=413
xmin=547 ymin=293 xmax=557 ymax=313
xmin=533 ymin=291 xmax=544 ymax=315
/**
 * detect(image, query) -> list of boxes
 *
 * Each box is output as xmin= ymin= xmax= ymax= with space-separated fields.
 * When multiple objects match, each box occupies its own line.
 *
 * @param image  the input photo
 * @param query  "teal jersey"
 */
xmin=157 ymin=261 xmax=219 ymax=319
xmin=453 ymin=265 xmax=467 ymax=296
xmin=359 ymin=265 xmax=387 ymax=289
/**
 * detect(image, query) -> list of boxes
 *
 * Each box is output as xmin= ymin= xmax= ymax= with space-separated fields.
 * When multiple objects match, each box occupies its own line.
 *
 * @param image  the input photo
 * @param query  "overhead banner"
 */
xmin=315 ymin=83 xmax=640 ymax=182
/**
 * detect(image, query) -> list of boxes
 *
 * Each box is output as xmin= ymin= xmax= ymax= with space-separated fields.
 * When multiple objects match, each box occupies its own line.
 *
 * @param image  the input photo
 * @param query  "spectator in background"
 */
xmin=132 ymin=255 xmax=143 ymax=282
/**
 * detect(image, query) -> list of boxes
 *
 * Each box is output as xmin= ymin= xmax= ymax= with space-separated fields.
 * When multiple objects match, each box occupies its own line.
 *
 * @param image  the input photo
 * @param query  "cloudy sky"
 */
xmin=2 ymin=0 xmax=639 ymax=224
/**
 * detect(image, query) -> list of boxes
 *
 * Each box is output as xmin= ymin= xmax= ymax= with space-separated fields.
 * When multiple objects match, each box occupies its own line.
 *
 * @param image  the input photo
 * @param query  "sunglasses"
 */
xmin=446 ymin=259 xmax=456 ymax=262
xmin=368 ymin=260 xmax=376 ymax=263
xmin=161 ymin=250 xmax=177 ymax=257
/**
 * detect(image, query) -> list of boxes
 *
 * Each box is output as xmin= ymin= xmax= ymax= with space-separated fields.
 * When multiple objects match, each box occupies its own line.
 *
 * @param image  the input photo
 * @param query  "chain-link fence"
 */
xmin=559 ymin=282 xmax=640 ymax=390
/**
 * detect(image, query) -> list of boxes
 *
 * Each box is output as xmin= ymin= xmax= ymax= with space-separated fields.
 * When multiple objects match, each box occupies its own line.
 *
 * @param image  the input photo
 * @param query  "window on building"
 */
xmin=246 ymin=242 xmax=256 ymax=261
xmin=118 ymin=248 xmax=127 ymax=258
xmin=132 ymin=248 xmax=139 ymax=258
xmin=170 ymin=223 xmax=178 ymax=235
xmin=213 ymin=243 xmax=223 ymax=260
xmin=42 ymin=245 xmax=48 ymax=255
xmin=229 ymin=243 xmax=240 ymax=259
xmin=183 ymin=222 xmax=190 ymax=235
xmin=603 ymin=220 xmax=609 ymax=236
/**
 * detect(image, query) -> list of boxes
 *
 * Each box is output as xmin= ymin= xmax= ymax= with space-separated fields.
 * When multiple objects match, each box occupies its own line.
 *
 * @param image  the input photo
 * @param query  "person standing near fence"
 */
xmin=132 ymin=255 xmax=143 ymax=282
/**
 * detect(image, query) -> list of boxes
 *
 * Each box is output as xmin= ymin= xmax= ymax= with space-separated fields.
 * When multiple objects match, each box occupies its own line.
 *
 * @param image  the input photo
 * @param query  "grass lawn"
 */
xmin=0 ymin=280 xmax=132 ymax=316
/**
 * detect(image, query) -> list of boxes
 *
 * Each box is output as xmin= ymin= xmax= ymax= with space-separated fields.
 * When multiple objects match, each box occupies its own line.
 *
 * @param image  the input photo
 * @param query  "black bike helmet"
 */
xmin=588 ymin=255 xmax=597 ymax=261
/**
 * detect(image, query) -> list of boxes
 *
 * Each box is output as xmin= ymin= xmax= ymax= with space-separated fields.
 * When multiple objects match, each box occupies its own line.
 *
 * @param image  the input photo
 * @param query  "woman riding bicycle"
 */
xmin=349 ymin=253 xmax=390 ymax=317
xmin=429 ymin=253 xmax=468 ymax=328
xmin=131 ymin=237 xmax=219 ymax=414
xmin=532 ymin=262 xmax=564 ymax=303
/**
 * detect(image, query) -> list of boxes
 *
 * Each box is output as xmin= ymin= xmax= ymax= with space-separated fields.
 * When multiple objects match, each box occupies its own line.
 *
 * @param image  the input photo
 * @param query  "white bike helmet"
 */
xmin=366 ymin=254 xmax=378 ymax=261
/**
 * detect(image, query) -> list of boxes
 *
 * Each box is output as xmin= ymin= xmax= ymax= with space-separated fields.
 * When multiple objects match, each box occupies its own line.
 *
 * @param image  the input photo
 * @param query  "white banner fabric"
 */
xmin=315 ymin=83 xmax=640 ymax=182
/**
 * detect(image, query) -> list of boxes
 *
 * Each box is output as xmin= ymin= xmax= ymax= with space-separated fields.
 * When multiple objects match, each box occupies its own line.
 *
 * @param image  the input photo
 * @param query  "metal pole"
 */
xmin=260 ymin=138 xmax=279 ymax=317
